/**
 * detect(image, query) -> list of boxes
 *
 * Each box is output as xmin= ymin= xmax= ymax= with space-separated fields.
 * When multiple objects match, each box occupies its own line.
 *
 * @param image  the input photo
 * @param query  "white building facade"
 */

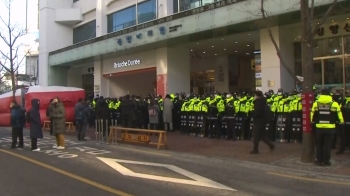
xmin=39 ymin=0 xmax=350 ymax=97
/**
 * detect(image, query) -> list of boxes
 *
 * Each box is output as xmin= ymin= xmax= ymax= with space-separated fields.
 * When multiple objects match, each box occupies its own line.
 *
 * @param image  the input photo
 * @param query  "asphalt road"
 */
xmin=0 ymin=130 xmax=350 ymax=196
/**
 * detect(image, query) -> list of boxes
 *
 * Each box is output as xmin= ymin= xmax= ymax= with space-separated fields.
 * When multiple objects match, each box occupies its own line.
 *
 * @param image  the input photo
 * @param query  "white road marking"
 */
xmin=97 ymin=157 xmax=236 ymax=191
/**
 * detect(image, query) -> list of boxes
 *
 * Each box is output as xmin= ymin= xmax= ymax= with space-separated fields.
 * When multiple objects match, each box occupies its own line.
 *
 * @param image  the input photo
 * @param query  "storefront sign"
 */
xmin=217 ymin=65 xmax=225 ymax=82
xmin=255 ymin=58 xmax=262 ymax=88
xmin=114 ymin=59 xmax=141 ymax=68
xmin=268 ymin=80 xmax=275 ymax=87
xmin=253 ymin=50 xmax=261 ymax=55
xmin=169 ymin=24 xmax=182 ymax=32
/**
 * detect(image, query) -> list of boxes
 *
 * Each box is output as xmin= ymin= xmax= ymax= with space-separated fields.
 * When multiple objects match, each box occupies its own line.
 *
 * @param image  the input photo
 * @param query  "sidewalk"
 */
xmin=85 ymin=128 xmax=350 ymax=176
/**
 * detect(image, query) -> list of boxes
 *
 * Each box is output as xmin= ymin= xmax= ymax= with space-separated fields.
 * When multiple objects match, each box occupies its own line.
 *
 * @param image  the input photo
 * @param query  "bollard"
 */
xmin=95 ymin=119 xmax=98 ymax=144
xmin=98 ymin=119 xmax=103 ymax=144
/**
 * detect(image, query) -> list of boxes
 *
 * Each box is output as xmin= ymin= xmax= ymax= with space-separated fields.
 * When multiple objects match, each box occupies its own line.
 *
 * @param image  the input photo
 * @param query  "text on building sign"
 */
xmin=114 ymin=59 xmax=141 ymax=68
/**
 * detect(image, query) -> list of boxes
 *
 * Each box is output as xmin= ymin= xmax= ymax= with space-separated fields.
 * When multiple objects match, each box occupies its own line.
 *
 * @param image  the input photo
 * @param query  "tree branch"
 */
xmin=260 ymin=0 xmax=301 ymax=84
xmin=310 ymin=0 xmax=315 ymax=22
xmin=311 ymin=0 xmax=338 ymax=38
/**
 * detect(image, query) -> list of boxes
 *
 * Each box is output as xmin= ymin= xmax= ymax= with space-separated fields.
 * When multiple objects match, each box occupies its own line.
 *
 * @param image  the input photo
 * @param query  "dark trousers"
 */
xmin=76 ymin=123 xmax=87 ymax=140
xmin=316 ymin=128 xmax=335 ymax=164
xmin=11 ymin=127 xmax=24 ymax=147
xmin=121 ymin=116 xmax=133 ymax=128
xmin=226 ymin=118 xmax=236 ymax=140
xmin=338 ymin=124 xmax=350 ymax=152
xmin=76 ymin=122 xmax=83 ymax=139
xmin=31 ymin=138 xmax=38 ymax=150
xmin=208 ymin=119 xmax=218 ymax=138
xmin=253 ymin=120 xmax=274 ymax=151
xmin=149 ymin=123 xmax=158 ymax=130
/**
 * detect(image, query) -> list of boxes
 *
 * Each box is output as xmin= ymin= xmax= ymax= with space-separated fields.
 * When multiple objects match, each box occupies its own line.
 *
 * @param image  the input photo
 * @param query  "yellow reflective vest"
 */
xmin=310 ymin=95 xmax=344 ymax=128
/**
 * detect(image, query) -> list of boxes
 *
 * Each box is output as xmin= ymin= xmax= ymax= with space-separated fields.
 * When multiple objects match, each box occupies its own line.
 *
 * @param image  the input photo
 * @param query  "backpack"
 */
xmin=263 ymin=104 xmax=273 ymax=122
xmin=25 ymin=111 xmax=31 ymax=123
xmin=75 ymin=107 xmax=84 ymax=123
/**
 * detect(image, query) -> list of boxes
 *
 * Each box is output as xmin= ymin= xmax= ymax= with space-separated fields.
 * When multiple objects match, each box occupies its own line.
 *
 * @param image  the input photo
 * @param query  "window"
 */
xmin=138 ymin=0 xmax=156 ymax=24
xmin=73 ymin=20 xmax=96 ymax=44
xmin=178 ymin=0 xmax=221 ymax=12
xmin=108 ymin=6 xmax=136 ymax=33
xmin=107 ymin=0 xmax=156 ymax=33
xmin=313 ymin=37 xmax=343 ymax=57
xmin=173 ymin=0 xmax=179 ymax=13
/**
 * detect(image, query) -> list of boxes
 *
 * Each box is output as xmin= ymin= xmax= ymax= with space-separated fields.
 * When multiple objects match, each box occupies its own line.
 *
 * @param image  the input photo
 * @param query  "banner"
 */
xmin=302 ymin=92 xmax=314 ymax=133
xmin=157 ymin=74 xmax=167 ymax=97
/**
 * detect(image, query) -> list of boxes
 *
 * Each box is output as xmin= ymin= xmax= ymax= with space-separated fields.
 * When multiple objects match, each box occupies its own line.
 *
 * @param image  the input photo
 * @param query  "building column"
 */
xmin=156 ymin=47 xmax=190 ymax=96
xmin=48 ymin=66 xmax=68 ymax=86
xmin=94 ymin=59 xmax=109 ymax=97
xmin=96 ymin=0 xmax=107 ymax=37
xmin=260 ymin=27 xmax=295 ymax=92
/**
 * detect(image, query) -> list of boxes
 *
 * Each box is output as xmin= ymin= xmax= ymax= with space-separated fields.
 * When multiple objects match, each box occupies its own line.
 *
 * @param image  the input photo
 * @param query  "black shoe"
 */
xmin=81 ymin=139 xmax=87 ymax=141
xmin=17 ymin=145 xmax=24 ymax=148
xmin=323 ymin=162 xmax=331 ymax=166
xmin=10 ymin=146 xmax=16 ymax=149
xmin=314 ymin=161 xmax=322 ymax=166
xmin=250 ymin=150 xmax=259 ymax=154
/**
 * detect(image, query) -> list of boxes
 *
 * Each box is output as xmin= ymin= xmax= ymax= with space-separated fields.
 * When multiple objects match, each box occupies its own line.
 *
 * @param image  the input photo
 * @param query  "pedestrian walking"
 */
xmin=49 ymin=97 xmax=66 ymax=150
xmin=163 ymin=94 xmax=174 ymax=131
xmin=75 ymin=98 xmax=90 ymax=141
xmin=250 ymin=91 xmax=275 ymax=154
xmin=148 ymin=99 xmax=160 ymax=130
xmin=10 ymin=101 xmax=25 ymax=148
xmin=120 ymin=95 xmax=136 ymax=128
xmin=26 ymin=99 xmax=43 ymax=151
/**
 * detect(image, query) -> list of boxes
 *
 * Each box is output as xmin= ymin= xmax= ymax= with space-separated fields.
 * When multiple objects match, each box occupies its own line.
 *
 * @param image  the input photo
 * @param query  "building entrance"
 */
xmin=107 ymin=68 xmax=156 ymax=98
xmin=184 ymin=31 xmax=259 ymax=94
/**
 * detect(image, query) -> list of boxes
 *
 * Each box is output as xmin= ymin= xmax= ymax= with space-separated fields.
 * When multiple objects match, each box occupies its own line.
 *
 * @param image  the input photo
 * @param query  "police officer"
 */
xmin=311 ymin=88 xmax=344 ymax=166
xmin=207 ymin=95 xmax=219 ymax=138
xmin=225 ymin=93 xmax=236 ymax=140
xmin=337 ymin=92 xmax=350 ymax=154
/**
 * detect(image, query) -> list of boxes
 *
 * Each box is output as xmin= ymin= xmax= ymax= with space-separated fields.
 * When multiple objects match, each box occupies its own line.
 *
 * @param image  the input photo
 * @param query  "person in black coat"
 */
xmin=10 ymin=101 xmax=25 ymax=148
xmin=27 ymin=98 xmax=43 ymax=151
xmin=95 ymin=97 xmax=110 ymax=138
xmin=120 ymin=95 xmax=136 ymax=128
xmin=251 ymin=91 xmax=275 ymax=154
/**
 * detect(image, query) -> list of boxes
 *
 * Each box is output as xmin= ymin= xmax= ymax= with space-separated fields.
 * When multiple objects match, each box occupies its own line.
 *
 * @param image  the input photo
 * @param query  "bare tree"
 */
xmin=247 ymin=0 xmax=338 ymax=163
xmin=0 ymin=0 xmax=28 ymax=98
